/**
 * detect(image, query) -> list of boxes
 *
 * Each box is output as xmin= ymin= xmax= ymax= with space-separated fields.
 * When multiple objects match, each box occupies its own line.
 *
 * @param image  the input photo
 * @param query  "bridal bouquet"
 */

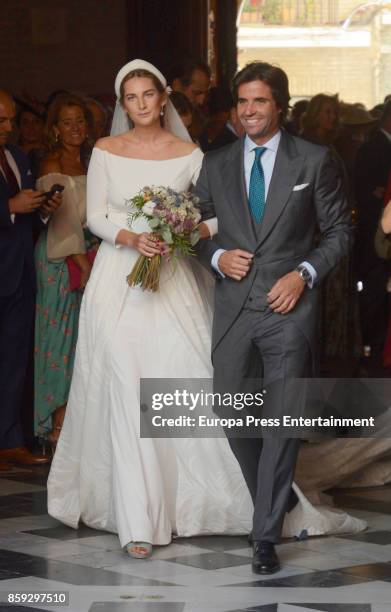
xmin=126 ymin=185 xmax=201 ymax=291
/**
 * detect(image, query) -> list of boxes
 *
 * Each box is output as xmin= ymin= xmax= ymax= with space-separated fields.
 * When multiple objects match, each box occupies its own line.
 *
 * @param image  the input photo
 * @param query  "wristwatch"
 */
xmin=295 ymin=265 xmax=312 ymax=285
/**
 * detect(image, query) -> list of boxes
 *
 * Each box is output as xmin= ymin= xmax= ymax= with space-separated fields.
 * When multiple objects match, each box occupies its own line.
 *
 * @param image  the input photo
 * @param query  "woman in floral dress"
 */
xmin=34 ymin=93 xmax=97 ymax=448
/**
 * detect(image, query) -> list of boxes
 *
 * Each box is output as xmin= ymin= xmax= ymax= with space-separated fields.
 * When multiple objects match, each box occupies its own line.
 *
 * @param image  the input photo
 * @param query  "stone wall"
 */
xmin=0 ymin=0 xmax=128 ymax=100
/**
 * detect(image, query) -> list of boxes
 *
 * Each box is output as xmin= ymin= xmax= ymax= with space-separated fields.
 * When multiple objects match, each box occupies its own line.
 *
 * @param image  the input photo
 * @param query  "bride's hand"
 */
xmin=198 ymin=222 xmax=211 ymax=240
xmin=131 ymin=232 xmax=163 ymax=257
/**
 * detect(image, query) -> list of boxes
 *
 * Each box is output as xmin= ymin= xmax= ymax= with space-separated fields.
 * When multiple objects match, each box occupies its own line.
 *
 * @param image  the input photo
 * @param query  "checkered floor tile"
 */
xmin=0 ymin=465 xmax=390 ymax=611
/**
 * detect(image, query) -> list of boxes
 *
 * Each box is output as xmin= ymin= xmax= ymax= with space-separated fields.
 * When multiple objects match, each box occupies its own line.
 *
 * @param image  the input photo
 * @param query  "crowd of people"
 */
xmin=1 ymin=56 xmax=391 ymax=573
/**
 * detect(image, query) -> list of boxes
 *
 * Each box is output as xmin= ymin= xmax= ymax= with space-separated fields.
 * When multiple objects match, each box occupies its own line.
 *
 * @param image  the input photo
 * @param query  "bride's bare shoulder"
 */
xmin=94 ymin=135 xmax=127 ymax=153
xmin=167 ymin=136 xmax=198 ymax=156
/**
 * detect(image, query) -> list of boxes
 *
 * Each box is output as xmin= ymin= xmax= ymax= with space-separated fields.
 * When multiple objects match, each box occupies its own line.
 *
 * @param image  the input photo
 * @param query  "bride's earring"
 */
xmin=160 ymin=106 xmax=165 ymax=117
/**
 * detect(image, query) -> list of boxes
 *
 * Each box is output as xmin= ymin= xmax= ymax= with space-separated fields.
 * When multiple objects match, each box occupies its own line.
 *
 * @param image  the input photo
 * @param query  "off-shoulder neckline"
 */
xmin=93 ymin=147 xmax=201 ymax=162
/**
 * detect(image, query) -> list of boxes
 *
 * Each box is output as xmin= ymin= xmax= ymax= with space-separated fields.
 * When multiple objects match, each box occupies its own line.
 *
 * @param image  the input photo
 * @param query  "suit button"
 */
xmin=248 ymin=297 xmax=253 ymax=302
xmin=255 ymin=253 xmax=261 ymax=259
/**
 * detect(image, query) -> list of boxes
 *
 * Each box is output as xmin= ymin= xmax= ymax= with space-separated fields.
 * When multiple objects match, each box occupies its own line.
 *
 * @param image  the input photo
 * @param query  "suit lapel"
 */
xmin=1 ymin=146 xmax=22 ymax=193
xmin=0 ymin=171 xmax=8 ymax=188
xmin=0 ymin=164 xmax=11 ymax=195
xmin=225 ymin=137 xmax=257 ymax=247
xmin=256 ymin=130 xmax=304 ymax=247
xmin=5 ymin=145 xmax=30 ymax=190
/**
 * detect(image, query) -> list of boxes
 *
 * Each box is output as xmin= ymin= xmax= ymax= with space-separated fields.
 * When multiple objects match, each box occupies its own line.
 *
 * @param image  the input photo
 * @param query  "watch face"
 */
xmin=298 ymin=267 xmax=310 ymax=282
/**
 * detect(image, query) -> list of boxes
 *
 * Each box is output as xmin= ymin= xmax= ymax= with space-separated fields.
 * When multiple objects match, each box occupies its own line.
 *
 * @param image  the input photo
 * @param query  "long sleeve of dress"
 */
xmin=190 ymin=148 xmax=218 ymax=238
xmin=37 ymin=173 xmax=86 ymax=261
xmin=87 ymin=148 xmax=121 ymax=245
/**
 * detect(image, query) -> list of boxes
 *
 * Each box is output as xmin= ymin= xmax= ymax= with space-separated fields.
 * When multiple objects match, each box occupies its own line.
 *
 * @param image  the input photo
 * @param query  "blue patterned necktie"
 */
xmin=249 ymin=146 xmax=267 ymax=224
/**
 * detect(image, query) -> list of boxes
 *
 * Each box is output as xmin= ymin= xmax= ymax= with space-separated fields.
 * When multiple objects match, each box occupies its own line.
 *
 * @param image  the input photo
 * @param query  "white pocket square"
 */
xmin=293 ymin=183 xmax=309 ymax=191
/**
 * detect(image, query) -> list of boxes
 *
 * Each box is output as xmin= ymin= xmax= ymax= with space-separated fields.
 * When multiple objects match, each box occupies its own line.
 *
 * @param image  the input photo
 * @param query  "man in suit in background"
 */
xmin=199 ymin=86 xmax=245 ymax=152
xmin=170 ymin=57 xmax=211 ymax=108
xmin=0 ymin=90 xmax=60 ymax=469
xmin=354 ymin=101 xmax=391 ymax=358
xmin=170 ymin=57 xmax=211 ymax=140
xmin=195 ymin=62 xmax=351 ymax=574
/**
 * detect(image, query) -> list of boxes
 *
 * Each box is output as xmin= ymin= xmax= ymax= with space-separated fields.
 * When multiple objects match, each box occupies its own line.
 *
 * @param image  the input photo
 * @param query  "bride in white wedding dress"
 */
xmin=47 ymin=59 xmax=365 ymax=559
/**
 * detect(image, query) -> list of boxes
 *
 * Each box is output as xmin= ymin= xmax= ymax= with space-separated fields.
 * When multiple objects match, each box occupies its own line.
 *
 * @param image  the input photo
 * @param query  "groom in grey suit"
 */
xmin=195 ymin=62 xmax=351 ymax=574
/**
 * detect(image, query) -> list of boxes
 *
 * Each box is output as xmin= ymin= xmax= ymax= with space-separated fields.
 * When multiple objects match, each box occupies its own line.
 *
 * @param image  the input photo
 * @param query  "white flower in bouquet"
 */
xmin=142 ymin=200 xmax=156 ymax=216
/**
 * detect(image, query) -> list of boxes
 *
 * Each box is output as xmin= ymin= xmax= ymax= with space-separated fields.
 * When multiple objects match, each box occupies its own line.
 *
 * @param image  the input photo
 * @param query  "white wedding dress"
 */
xmin=47 ymin=147 xmax=366 ymax=546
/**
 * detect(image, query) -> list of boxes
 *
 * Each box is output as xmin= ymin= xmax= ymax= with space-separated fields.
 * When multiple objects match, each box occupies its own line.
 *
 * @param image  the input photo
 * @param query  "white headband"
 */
xmin=114 ymin=59 xmax=167 ymax=99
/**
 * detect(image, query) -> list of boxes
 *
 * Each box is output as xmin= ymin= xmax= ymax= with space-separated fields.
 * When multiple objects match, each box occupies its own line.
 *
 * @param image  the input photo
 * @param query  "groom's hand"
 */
xmin=218 ymin=250 xmax=253 ymax=281
xmin=267 ymin=271 xmax=305 ymax=314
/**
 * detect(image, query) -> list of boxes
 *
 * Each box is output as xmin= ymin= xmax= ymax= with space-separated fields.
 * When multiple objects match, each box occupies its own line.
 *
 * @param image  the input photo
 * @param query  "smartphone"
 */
xmin=43 ymin=183 xmax=65 ymax=201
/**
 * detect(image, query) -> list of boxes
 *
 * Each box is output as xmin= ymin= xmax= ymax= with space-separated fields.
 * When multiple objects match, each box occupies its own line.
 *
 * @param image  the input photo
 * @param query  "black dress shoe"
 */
xmin=252 ymin=541 xmax=280 ymax=575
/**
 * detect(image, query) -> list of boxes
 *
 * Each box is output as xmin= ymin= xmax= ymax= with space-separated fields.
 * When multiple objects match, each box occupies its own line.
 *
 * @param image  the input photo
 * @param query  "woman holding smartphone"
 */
xmin=34 ymin=93 xmax=97 ymax=451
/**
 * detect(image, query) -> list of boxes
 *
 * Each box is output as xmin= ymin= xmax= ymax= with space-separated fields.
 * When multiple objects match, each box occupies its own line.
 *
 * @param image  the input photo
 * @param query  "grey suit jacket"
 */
xmin=194 ymin=130 xmax=352 ymax=357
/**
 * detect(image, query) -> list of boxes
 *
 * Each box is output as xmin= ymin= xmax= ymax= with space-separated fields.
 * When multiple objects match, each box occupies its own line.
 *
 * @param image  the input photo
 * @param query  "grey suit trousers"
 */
xmin=213 ymin=306 xmax=311 ymax=543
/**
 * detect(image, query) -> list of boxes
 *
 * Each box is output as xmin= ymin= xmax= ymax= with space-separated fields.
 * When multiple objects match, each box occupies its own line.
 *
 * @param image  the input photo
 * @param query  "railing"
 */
xmin=240 ymin=0 xmax=339 ymax=26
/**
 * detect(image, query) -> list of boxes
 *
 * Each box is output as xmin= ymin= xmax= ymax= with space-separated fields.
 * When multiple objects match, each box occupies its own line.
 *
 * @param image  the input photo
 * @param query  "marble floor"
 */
xmin=0 ymin=466 xmax=391 ymax=612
